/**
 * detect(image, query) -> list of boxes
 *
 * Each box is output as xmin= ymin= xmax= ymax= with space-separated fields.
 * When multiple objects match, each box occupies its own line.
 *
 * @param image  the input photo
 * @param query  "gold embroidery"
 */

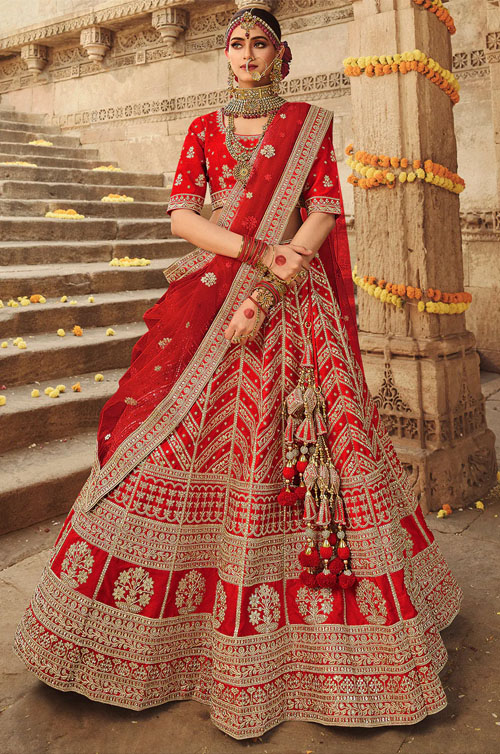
xmin=175 ymin=570 xmax=206 ymax=614
xmin=212 ymin=580 xmax=227 ymax=628
xmin=59 ymin=541 xmax=95 ymax=589
xmin=248 ymin=583 xmax=281 ymax=633
xmin=112 ymin=566 xmax=154 ymax=613
xmin=158 ymin=337 xmax=172 ymax=348
xmin=296 ymin=585 xmax=335 ymax=624
xmin=355 ymin=580 xmax=388 ymax=625
xmin=124 ymin=397 xmax=138 ymax=406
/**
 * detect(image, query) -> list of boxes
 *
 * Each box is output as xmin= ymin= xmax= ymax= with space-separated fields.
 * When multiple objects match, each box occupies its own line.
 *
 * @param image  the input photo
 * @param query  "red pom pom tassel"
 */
xmin=338 ymin=572 xmax=357 ymax=589
xmin=278 ymin=487 xmax=297 ymax=506
xmin=299 ymin=547 xmax=320 ymax=568
xmin=316 ymin=571 xmax=338 ymax=588
xmin=294 ymin=484 xmax=307 ymax=500
xmin=329 ymin=556 xmax=344 ymax=575
xmin=300 ymin=570 xmax=317 ymax=587
xmin=337 ymin=545 xmax=350 ymax=560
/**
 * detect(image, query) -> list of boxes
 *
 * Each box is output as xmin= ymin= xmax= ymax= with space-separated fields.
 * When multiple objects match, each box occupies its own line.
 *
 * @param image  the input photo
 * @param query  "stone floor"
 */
xmin=1 ymin=372 xmax=500 ymax=754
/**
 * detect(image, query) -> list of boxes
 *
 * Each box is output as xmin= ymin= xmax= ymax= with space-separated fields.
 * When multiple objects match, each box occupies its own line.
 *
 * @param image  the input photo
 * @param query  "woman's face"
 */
xmin=225 ymin=25 xmax=282 ymax=86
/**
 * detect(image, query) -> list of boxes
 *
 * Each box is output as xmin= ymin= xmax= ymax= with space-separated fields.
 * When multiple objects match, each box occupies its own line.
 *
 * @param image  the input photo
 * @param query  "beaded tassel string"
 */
xmin=278 ymin=287 xmax=356 ymax=591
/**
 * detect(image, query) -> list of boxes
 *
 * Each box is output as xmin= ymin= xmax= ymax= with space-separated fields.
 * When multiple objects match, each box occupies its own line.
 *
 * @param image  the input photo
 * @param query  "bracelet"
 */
xmin=249 ymin=307 xmax=262 ymax=338
xmin=237 ymin=234 xmax=274 ymax=271
xmin=252 ymin=286 xmax=278 ymax=312
xmin=260 ymin=270 xmax=288 ymax=299
xmin=248 ymin=294 xmax=269 ymax=317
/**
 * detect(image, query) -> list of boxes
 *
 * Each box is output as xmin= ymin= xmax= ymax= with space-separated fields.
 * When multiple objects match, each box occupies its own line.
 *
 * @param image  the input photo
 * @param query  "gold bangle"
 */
xmin=236 ymin=235 xmax=245 ymax=259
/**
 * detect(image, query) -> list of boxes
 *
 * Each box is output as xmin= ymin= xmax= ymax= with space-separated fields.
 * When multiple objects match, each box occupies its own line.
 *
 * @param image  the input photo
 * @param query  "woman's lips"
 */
xmin=241 ymin=64 xmax=257 ymax=69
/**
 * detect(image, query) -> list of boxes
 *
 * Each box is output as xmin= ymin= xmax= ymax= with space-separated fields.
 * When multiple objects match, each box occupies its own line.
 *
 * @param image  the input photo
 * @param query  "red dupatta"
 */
xmin=79 ymin=101 xmax=361 ymax=513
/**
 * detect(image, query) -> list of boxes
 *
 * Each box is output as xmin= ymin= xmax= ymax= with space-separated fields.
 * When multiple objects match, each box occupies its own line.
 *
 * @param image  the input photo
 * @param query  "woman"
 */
xmin=13 ymin=7 xmax=462 ymax=740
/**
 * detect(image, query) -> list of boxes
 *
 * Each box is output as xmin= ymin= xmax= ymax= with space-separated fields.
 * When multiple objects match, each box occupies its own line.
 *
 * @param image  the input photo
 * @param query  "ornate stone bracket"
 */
xmin=20 ymin=43 xmax=49 ymax=73
xmin=80 ymin=26 xmax=113 ymax=64
xmin=151 ymin=8 xmax=189 ymax=56
xmin=235 ymin=0 xmax=276 ymax=10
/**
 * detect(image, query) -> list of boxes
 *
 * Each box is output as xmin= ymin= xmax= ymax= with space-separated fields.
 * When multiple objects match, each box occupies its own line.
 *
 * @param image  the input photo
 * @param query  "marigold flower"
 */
xmin=17 ymin=340 xmax=27 ymax=349
xmin=475 ymin=500 xmax=484 ymax=510
xmin=95 ymin=373 xmax=104 ymax=382
xmin=39 ymin=295 xmax=46 ymax=303
xmin=48 ymin=389 xmax=60 ymax=398
xmin=57 ymin=329 xmax=65 ymax=337
xmin=60 ymin=295 xmax=68 ymax=302
xmin=72 ymin=325 xmax=83 ymax=336
xmin=31 ymin=389 xmax=40 ymax=397
xmin=106 ymin=328 xmax=115 ymax=336
xmin=56 ymin=384 xmax=66 ymax=393
xmin=44 ymin=386 xmax=55 ymax=395
xmin=20 ymin=298 xmax=30 ymax=306
xmin=88 ymin=296 xmax=95 ymax=303
xmin=417 ymin=301 xmax=425 ymax=312
xmin=30 ymin=294 xmax=42 ymax=303
xmin=0 ymin=395 xmax=6 ymax=406
xmin=72 ymin=382 xmax=82 ymax=392
xmin=70 ymin=300 xmax=77 ymax=305
xmin=1 ymin=341 xmax=7 ymax=348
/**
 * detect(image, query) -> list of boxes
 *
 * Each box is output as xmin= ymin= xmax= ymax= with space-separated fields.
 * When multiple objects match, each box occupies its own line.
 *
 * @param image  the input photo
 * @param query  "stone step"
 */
xmin=0 ymin=237 xmax=187 ymax=266
xmin=0 ymin=258 xmax=171 ymax=299
xmin=0 ymin=109 xmax=48 ymax=124
xmin=0 ymin=118 xmax=65 ymax=135
xmin=0 ymin=180 xmax=171 ymax=202
xmin=0 ymin=366 xmax=124 ymax=454
xmin=0 ymin=429 xmax=96 ymax=535
xmin=0 ymin=287 xmax=166 ymax=338
xmin=0 ymin=163 xmax=165 ymax=187
xmin=0 ymin=197 xmax=169 ymax=219
xmin=0 ymin=150 xmax=118 ymax=170
xmin=0 ymin=216 xmax=172 ymax=241
xmin=0 ymin=320 xmax=147 ymax=386
xmin=0 ymin=128 xmax=81 ymax=148
xmin=0 ymin=140 xmax=99 ymax=160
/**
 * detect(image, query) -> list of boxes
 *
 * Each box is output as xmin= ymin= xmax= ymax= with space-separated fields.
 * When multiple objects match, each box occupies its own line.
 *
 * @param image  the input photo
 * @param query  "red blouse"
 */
xmin=166 ymin=108 xmax=342 ymax=217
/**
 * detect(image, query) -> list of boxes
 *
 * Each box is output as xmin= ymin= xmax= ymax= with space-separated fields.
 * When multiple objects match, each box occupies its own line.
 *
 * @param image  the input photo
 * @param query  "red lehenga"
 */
xmin=13 ymin=101 xmax=462 ymax=740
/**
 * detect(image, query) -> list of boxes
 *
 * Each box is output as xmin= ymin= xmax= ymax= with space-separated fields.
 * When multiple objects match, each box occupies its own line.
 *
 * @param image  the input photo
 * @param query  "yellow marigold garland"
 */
xmin=343 ymin=49 xmax=459 ymax=105
xmin=109 ymin=256 xmax=151 ymax=267
xmin=45 ymin=208 xmax=86 ymax=219
xmin=28 ymin=139 xmax=53 ymax=146
xmin=412 ymin=0 xmax=456 ymax=35
xmin=345 ymin=144 xmax=465 ymax=194
xmin=0 ymin=160 xmax=38 ymax=167
xmin=92 ymin=165 xmax=123 ymax=172
xmin=101 ymin=193 xmax=134 ymax=202
xmin=352 ymin=265 xmax=472 ymax=314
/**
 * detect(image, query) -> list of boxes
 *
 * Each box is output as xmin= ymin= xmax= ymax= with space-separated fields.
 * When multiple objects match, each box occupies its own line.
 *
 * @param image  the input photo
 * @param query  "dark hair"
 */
xmin=228 ymin=7 xmax=281 ymax=42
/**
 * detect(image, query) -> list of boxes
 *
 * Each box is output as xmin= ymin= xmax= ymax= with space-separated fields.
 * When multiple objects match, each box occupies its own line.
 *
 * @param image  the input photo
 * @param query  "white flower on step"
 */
xmin=201 ymin=272 xmax=217 ymax=287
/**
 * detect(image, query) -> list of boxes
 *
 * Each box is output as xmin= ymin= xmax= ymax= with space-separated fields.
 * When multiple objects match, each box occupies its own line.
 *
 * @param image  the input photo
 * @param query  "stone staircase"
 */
xmin=0 ymin=106 xmax=189 ymax=535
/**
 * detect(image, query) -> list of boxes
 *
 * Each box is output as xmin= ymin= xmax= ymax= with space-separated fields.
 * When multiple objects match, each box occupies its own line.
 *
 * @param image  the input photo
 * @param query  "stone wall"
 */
xmin=0 ymin=0 xmax=498 ymax=368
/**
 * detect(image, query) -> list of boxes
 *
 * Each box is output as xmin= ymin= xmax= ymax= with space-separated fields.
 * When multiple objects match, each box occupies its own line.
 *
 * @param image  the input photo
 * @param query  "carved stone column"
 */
xmin=80 ymin=26 xmax=112 ymax=64
xmin=20 ymin=43 xmax=49 ymax=73
xmin=151 ymin=8 xmax=189 ymax=56
xmin=348 ymin=0 xmax=497 ymax=511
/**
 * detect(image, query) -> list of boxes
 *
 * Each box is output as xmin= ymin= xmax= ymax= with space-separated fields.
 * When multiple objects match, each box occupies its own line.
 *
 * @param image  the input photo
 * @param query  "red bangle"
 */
xmin=248 ymin=294 xmax=269 ymax=316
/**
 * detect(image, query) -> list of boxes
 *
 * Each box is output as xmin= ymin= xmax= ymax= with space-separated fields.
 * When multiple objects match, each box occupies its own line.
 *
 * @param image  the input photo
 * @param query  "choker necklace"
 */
xmin=223 ymin=83 xmax=286 ymax=119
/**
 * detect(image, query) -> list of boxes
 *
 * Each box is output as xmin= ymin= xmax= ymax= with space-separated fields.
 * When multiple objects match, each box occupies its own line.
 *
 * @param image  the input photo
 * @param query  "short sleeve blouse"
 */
xmin=166 ymin=109 xmax=341 ymax=217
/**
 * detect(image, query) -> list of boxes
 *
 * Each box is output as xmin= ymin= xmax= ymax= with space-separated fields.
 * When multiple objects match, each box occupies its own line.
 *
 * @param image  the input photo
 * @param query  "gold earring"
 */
xmin=227 ymin=60 xmax=236 ymax=92
xmin=270 ymin=56 xmax=282 ymax=94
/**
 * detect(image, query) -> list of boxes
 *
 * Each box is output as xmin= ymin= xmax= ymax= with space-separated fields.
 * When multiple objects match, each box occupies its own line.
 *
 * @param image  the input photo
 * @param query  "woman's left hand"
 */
xmin=224 ymin=297 xmax=265 ymax=345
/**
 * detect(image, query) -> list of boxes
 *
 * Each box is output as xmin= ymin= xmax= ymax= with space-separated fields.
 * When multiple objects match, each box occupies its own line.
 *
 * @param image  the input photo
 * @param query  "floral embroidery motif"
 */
xmin=186 ymin=146 xmax=195 ymax=159
xmin=175 ymin=570 xmax=206 ymax=614
xmin=248 ymin=583 xmax=281 ymax=633
xmin=261 ymin=145 xmax=276 ymax=158
xmin=212 ymin=580 xmax=227 ymax=628
xmin=241 ymin=215 xmax=258 ymax=232
xmin=158 ymin=337 xmax=172 ymax=348
xmin=201 ymin=272 xmax=217 ymax=287
xmin=245 ymin=191 xmax=253 ymax=199
xmin=59 ymin=541 xmax=95 ymax=589
xmin=154 ymin=365 xmax=162 ymax=371
xmin=222 ymin=164 xmax=232 ymax=178
xmin=356 ymin=580 xmax=388 ymax=625
xmin=296 ymin=585 xmax=335 ymax=624
xmin=198 ymin=128 xmax=205 ymax=141
xmin=112 ymin=566 xmax=154 ymax=613
xmin=174 ymin=173 xmax=183 ymax=186
xmin=124 ymin=396 xmax=138 ymax=406
xmin=194 ymin=173 xmax=205 ymax=187
xmin=330 ymin=148 xmax=337 ymax=162
xmin=104 ymin=433 xmax=111 ymax=440
xmin=323 ymin=175 xmax=334 ymax=187
xmin=280 ymin=113 xmax=287 ymax=118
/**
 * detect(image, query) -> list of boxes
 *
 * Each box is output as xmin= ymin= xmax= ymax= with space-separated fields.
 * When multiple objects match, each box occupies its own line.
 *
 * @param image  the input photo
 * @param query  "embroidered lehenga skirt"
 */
xmin=13 ymin=252 xmax=462 ymax=739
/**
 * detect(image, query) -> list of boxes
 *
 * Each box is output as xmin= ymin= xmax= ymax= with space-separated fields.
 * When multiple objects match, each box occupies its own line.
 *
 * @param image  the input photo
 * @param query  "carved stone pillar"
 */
xmin=485 ymin=1 xmax=500 ymax=201
xmin=348 ymin=0 xmax=497 ymax=511
xmin=80 ymin=26 xmax=112 ymax=64
xmin=151 ymin=8 xmax=189 ymax=56
xmin=20 ymin=43 xmax=49 ymax=73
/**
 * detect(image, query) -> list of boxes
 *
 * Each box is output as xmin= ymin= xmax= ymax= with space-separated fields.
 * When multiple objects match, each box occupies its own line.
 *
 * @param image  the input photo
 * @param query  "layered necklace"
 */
xmin=223 ymin=82 xmax=286 ymax=119
xmin=224 ymin=108 xmax=278 ymax=184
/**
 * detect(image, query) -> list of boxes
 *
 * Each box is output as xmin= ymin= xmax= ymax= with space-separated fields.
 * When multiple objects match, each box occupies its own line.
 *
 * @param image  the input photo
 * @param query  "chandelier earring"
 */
xmin=227 ymin=60 xmax=236 ymax=93
xmin=270 ymin=55 xmax=283 ymax=95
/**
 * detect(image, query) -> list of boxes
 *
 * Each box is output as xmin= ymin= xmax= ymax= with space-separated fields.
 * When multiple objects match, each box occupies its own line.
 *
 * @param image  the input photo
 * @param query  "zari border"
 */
xmin=82 ymin=104 xmax=333 ymax=512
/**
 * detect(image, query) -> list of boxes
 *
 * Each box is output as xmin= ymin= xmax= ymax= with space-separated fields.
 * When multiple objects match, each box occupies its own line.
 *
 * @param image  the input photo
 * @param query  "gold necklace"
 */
xmin=224 ymin=110 xmax=276 ymax=184
xmin=223 ymin=83 xmax=286 ymax=119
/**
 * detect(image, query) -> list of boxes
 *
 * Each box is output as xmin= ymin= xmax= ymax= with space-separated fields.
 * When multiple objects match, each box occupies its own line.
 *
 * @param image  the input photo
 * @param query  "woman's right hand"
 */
xmin=264 ymin=243 xmax=314 ymax=283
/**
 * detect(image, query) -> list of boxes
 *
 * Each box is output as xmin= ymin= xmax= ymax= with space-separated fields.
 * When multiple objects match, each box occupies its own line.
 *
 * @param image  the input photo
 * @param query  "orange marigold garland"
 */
xmin=345 ymin=144 xmax=465 ymax=195
xmin=280 ymin=306 xmax=356 ymax=592
xmin=352 ymin=265 xmax=472 ymax=314
xmin=412 ymin=0 xmax=456 ymax=35
xmin=343 ymin=49 xmax=459 ymax=105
